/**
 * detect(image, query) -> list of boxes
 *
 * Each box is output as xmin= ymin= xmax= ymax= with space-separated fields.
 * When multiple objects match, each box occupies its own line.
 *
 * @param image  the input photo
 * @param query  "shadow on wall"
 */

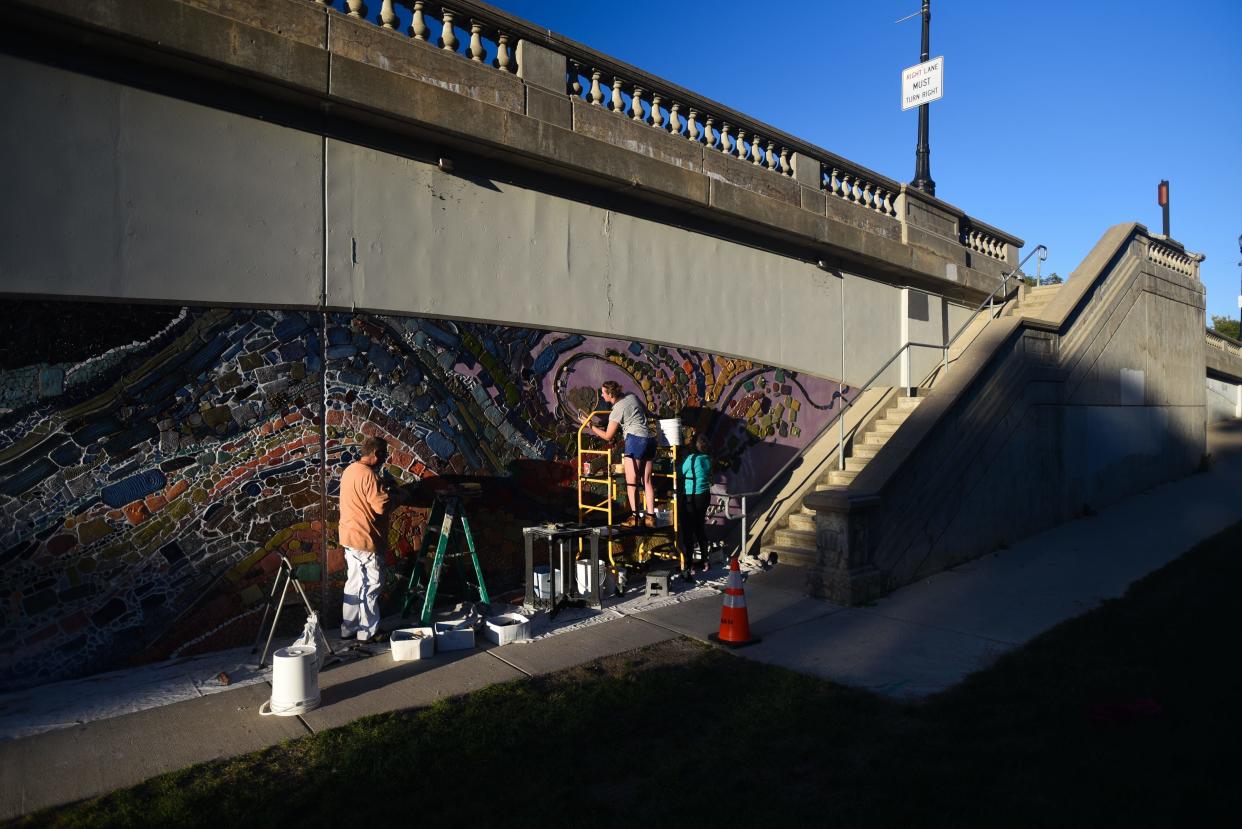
xmin=0 ymin=301 xmax=847 ymax=690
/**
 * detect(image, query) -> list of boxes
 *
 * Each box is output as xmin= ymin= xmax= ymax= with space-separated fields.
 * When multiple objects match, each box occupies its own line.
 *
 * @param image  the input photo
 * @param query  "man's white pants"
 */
xmin=342 ymin=547 xmax=382 ymax=640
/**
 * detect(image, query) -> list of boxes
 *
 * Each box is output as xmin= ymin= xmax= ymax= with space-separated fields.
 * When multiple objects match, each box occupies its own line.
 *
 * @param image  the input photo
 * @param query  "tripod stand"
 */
xmin=251 ymin=553 xmax=335 ymax=668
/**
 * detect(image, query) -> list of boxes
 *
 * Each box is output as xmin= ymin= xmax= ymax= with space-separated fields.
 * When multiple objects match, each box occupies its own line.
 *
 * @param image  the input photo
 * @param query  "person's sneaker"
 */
xmin=340 ymin=630 xmax=356 ymax=640
xmin=620 ymin=514 xmax=639 ymax=527
xmin=358 ymin=630 xmax=389 ymax=644
xmin=643 ymin=514 xmax=657 ymax=528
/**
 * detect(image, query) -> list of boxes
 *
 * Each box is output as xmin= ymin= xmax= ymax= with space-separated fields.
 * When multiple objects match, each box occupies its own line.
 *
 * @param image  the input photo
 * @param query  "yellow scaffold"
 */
xmin=576 ymin=411 xmax=684 ymax=571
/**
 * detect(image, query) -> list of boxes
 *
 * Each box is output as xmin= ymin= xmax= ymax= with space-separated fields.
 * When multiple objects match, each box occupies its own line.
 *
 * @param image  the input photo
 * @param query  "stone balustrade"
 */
xmin=1206 ymin=329 xmax=1242 ymax=358
xmin=959 ymin=221 xmax=1010 ymax=263
xmin=308 ymin=0 xmax=1015 ymax=259
xmin=1147 ymin=239 xmax=1200 ymax=278
xmin=822 ymin=166 xmax=898 ymax=218
xmin=566 ymin=64 xmax=795 ymax=178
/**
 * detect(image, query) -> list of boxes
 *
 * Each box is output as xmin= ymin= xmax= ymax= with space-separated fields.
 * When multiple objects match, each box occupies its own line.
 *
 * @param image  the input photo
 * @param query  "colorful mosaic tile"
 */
xmin=0 ymin=302 xmax=851 ymax=691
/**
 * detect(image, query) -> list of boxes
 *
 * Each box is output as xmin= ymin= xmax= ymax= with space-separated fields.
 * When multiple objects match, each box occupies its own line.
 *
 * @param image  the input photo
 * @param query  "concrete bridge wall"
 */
xmin=0 ymin=51 xmax=974 ymax=387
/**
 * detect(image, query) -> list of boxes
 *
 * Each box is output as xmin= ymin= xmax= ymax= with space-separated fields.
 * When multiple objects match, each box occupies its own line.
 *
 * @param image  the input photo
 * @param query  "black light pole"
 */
xmin=911 ymin=0 xmax=936 ymax=196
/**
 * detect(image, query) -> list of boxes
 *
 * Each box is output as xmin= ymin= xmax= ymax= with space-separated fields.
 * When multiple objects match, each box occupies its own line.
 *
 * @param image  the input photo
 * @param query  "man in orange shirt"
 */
xmin=338 ymin=436 xmax=408 ymax=642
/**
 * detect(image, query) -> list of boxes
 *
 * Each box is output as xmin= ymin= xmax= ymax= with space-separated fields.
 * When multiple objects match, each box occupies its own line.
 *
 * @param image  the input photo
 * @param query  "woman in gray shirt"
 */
xmin=582 ymin=380 xmax=656 ymax=526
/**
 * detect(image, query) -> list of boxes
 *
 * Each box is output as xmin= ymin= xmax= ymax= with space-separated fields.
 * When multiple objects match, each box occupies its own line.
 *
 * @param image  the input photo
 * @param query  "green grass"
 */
xmin=24 ymin=519 xmax=1242 ymax=828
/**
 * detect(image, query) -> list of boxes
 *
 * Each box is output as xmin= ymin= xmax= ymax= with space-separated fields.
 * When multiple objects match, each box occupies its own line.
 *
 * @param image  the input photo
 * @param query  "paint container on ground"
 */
xmin=658 ymin=418 xmax=681 ymax=447
xmin=433 ymin=619 xmax=475 ymax=651
xmin=575 ymin=558 xmax=609 ymax=595
xmin=532 ymin=565 xmax=566 ymax=599
xmin=260 ymin=645 xmax=319 ymax=716
xmin=390 ymin=627 xmax=435 ymax=661
xmin=483 ymin=613 xmax=531 ymax=646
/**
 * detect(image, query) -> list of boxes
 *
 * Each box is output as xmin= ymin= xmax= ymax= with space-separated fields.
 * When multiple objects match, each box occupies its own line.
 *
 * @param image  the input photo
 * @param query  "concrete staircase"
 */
xmin=755 ymin=289 xmax=1029 ymax=569
xmin=763 ymin=394 xmax=924 ymax=566
xmin=1012 ymin=284 xmax=1060 ymax=319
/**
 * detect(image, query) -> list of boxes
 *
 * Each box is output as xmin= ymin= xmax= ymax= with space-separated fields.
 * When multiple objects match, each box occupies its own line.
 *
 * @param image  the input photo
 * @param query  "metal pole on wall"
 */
xmin=1237 ymin=232 xmax=1242 ymax=342
xmin=1158 ymin=180 xmax=1170 ymax=237
xmin=911 ymin=0 xmax=936 ymax=196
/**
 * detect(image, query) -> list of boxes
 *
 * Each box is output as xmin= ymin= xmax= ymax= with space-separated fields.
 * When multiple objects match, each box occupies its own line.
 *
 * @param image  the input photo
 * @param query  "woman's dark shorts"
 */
xmin=623 ymin=434 xmax=656 ymax=461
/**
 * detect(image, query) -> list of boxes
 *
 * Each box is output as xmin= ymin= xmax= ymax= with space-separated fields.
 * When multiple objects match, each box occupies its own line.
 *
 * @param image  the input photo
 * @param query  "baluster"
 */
xmin=380 ymin=0 xmax=397 ymax=28
xmin=610 ymin=78 xmax=625 ymax=113
xmin=347 ymin=0 xmax=363 ymax=17
xmin=687 ymin=109 xmax=700 ymax=142
xmin=881 ymin=189 xmax=894 ymax=216
xmin=439 ymin=9 xmax=459 ymax=53
xmin=702 ymin=116 xmax=715 ymax=149
xmin=410 ymin=1 xmax=429 ymax=40
xmin=667 ymin=102 xmax=681 ymax=136
xmin=649 ymin=94 xmax=664 ymax=129
xmin=752 ymin=135 xmax=764 ymax=166
xmin=468 ymin=21 xmax=486 ymax=62
xmin=851 ymin=177 xmax=863 ymax=204
xmin=566 ymin=59 xmax=581 ymax=94
xmin=778 ymin=146 xmax=790 ymax=176
xmin=734 ymin=128 xmax=747 ymax=159
xmin=630 ymin=86 xmax=645 ymax=121
xmin=496 ymin=33 xmax=512 ymax=72
xmin=589 ymin=70 xmax=604 ymax=106
xmin=765 ymin=141 xmax=777 ymax=171
xmin=719 ymin=123 xmax=733 ymax=155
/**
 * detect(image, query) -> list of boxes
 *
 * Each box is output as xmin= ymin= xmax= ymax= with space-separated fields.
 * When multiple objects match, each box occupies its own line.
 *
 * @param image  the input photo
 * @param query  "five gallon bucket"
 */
xmin=658 ymin=418 xmax=681 ymax=447
xmin=260 ymin=645 xmax=320 ymax=716
xmin=575 ymin=558 xmax=609 ymax=595
xmin=533 ymin=565 xmax=566 ymax=599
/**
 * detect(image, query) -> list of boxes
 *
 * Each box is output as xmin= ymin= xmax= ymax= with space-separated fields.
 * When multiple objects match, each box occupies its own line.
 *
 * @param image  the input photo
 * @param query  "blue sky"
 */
xmin=495 ymin=0 xmax=1242 ymax=323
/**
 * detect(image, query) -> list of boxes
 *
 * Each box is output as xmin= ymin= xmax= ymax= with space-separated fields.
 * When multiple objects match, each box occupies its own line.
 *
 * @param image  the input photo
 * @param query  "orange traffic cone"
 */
xmin=709 ymin=556 xmax=760 ymax=648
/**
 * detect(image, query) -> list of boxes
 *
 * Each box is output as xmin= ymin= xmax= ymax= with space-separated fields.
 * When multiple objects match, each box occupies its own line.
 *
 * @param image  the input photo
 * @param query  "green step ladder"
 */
xmin=400 ymin=489 xmax=491 ymax=625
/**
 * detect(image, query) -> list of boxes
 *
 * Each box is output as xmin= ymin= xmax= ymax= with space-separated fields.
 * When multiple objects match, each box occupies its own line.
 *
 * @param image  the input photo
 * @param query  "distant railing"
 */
xmin=1207 ymin=329 xmax=1242 ymax=358
xmin=313 ymin=0 xmax=1020 ymax=249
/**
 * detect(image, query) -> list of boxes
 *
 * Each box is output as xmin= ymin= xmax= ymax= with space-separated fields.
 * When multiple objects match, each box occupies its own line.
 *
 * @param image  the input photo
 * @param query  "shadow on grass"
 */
xmin=25 ymin=519 xmax=1242 ymax=827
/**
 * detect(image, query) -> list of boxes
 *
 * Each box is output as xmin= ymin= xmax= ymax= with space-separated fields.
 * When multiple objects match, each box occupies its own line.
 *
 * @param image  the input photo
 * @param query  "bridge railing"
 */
xmin=1207 ymin=328 xmax=1242 ymax=357
xmin=313 ymin=0 xmax=1020 ymax=262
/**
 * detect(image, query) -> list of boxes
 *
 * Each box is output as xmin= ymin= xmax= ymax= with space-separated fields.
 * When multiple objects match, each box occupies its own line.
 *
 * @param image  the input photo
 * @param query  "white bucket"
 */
xmin=433 ymin=619 xmax=476 ymax=651
xmin=575 ymin=558 xmax=609 ymax=595
xmin=260 ymin=645 xmax=320 ymax=716
xmin=390 ymin=627 xmax=435 ymax=661
xmin=484 ymin=613 xmax=531 ymax=646
xmin=658 ymin=418 xmax=681 ymax=447
xmin=532 ymin=565 xmax=566 ymax=599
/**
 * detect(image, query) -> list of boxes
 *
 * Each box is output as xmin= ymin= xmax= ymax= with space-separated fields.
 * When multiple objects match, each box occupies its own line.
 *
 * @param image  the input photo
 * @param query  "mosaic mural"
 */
xmin=0 ymin=301 xmax=849 ymax=691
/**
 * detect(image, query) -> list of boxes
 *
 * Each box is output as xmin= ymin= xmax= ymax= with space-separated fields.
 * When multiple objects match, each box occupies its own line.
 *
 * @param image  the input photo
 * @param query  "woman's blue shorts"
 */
xmin=623 ymin=434 xmax=656 ymax=461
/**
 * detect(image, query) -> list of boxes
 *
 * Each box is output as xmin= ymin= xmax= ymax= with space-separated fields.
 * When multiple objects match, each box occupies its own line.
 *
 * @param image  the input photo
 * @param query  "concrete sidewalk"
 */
xmin=3 ymin=420 xmax=1240 ymax=820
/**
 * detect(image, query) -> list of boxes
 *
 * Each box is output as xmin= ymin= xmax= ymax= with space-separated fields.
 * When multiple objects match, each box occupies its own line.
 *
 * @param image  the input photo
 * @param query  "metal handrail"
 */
xmin=723 ymin=244 xmax=1047 ymax=556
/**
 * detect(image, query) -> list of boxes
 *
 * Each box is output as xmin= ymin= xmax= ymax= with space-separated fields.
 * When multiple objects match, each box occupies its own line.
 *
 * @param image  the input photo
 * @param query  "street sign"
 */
xmin=901 ymin=56 xmax=944 ymax=111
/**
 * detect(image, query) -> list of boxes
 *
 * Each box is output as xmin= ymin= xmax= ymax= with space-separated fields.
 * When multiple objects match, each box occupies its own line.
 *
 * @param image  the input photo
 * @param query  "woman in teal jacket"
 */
xmin=679 ymin=433 xmax=713 ymax=573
